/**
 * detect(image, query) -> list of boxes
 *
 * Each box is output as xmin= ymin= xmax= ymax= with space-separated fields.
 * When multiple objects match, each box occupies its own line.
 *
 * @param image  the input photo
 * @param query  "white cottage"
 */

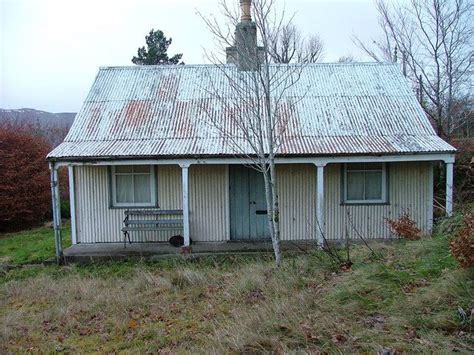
xmin=47 ymin=5 xmax=455 ymax=258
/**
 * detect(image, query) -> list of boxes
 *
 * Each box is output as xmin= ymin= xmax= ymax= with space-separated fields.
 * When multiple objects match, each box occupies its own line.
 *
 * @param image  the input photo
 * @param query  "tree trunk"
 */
xmin=263 ymin=167 xmax=281 ymax=266
xmin=269 ymin=158 xmax=282 ymax=266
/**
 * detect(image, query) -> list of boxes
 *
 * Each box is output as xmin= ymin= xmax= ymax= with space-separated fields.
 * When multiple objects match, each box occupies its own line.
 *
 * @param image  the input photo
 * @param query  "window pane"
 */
xmin=347 ymin=163 xmax=383 ymax=171
xmin=365 ymin=172 xmax=382 ymax=200
xmin=364 ymin=163 xmax=383 ymax=171
xmin=347 ymin=163 xmax=365 ymax=171
xmin=116 ymin=166 xmax=133 ymax=174
xmin=134 ymin=165 xmax=150 ymax=173
xmin=347 ymin=172 xmax=364 ymax=200
xmin=116 ymin=175 xmax=133 ymax=203
xmin=134 ymin=174 xmax=151 ymax=203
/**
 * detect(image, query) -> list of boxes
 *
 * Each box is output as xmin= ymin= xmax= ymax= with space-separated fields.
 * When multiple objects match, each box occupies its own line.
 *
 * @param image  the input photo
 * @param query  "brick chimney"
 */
xmin=226 ymin=0 xmax=264 ymax=71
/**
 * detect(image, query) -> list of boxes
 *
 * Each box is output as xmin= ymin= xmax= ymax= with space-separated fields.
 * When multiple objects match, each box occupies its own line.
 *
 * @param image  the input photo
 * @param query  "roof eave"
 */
xmin=46 ymin=149 xmax=457 ymax=164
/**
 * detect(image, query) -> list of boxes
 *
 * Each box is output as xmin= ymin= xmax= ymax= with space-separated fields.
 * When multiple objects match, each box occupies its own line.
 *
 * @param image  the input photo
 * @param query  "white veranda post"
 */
xmin=181 ymin=164 xmax=191 ymax=247
xmin=446 ymin=162 xmax=454 ymax=216
xmin=68 ymin=166 xmax=77 ymax=245
xmin=49 ymin=163 xmax=63 ymax=262
xmin=315 ymin=163 xmax=326 ymax=246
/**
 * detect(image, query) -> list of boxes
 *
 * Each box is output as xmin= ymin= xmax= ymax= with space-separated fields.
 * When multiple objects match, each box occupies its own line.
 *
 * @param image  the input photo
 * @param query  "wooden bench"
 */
xmin=122 ymin=209 xmax=183 ymax=247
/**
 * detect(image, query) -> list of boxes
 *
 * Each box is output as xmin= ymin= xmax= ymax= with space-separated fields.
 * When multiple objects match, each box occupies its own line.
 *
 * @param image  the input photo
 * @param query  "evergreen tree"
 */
xmin=132 ymin=29 xmax=183 ymax=65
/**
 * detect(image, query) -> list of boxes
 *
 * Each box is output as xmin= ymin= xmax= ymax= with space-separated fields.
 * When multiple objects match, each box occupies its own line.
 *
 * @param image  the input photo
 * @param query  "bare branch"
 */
xmin=354 ymin=0 xmax=473 ymax=140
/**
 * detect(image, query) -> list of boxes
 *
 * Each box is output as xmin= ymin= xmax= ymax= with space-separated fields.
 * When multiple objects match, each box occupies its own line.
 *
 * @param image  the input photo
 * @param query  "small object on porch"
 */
xmin=169 ymin=235 xmax=184 ymax=247
xmin=169 ymin=235 xmax=193 ymax=247
xmin=121 ymin=209 xmax=184 ymax=248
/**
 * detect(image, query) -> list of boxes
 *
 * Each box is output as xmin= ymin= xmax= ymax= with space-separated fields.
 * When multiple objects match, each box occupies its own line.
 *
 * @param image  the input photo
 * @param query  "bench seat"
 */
xmin=122 ymin=226 xmax=183 ymax=232
xmin=125 ymin=219 xmax=184 ymax=225
xmin=124 ymin=209 xmax=183 ymax=216
xmin=122 ymin=209 xmax=183 ymax=247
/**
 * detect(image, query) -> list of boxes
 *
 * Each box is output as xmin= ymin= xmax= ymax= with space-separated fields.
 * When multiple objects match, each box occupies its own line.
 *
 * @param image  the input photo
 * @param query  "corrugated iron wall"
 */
xmin=74 ymin=164 xmax=229 ymax=243
xmin=189 ymin=165 xmax=229 ymax=242
xmin=74 ymin=162 xmax=431 ymax=243
xmin=75 ymin=165 xmax=183 ymax=243
xmin=277 ymin=164 xmax=316 ymax=240
xmin=277 ymin=162 xmax=431 ymax=241
xmin=323 ymin=162 xmax=432 ymax=240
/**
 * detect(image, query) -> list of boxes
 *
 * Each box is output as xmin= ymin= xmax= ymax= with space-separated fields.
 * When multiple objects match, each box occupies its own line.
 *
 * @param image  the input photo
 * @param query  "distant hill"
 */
xmin=0 ymin=108 xmax=76 ymax=128
xmin=0 ymin=108 xmax=76 ymax=147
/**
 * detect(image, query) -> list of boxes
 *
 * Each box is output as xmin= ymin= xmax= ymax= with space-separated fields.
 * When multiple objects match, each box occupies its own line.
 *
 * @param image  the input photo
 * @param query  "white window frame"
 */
xmin=111 ymin=165 xmax=157 ymax=207
xmin=343 ymin=163 xmax=387 ymax=204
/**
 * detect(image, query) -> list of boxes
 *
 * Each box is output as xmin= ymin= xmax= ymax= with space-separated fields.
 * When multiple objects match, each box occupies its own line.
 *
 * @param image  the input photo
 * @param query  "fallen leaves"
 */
xmin=128 ymin=319 xmax=138 ymax=330
xmin=299 ymin=321 xmax=321 ymax=344
xmin=246 ymin=288 xmax=266 ymax=304
xmin=402 ymin=278 xmax=429 ymax=293
xmin=364 ymin=314 xmax=388 ymax=330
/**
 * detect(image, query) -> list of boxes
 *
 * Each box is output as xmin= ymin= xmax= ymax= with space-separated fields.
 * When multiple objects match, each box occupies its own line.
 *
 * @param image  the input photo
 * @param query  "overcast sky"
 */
xmin=0 ymin=0 xmax=381 ymax=112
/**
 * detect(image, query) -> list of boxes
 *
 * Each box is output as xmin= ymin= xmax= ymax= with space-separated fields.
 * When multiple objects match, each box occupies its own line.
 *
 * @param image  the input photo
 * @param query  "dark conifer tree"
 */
xmin=132 ymin=29 xmax=183 ymax=65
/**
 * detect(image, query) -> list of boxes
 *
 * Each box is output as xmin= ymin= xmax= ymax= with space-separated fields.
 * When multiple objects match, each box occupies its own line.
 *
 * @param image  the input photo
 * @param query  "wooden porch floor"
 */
xmin=63 ymin=241 xmax=319 ymax=263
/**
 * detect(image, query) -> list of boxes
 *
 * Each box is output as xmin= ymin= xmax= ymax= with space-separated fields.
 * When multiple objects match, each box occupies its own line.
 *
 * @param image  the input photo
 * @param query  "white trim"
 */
xmin=53 ymin=168 xmax=61 ymax=226
xmin=68 ymin=166 xmax=77 ymax=245
xmin=316 ymin=164 xmax=325 ymax=247
xmin=446 ymin=162 xmax=454 ymax=216
xmin=225 ymin=164 xmax=231 ymax=241
xmin=181 ymin=165 xmax=190 ymax=246
xmin=49 ymin=163 xmax=63 ymax=261
xmin=343 ymin=163 xmax=387 ymax=204
xmin=427 ymin=162 xmax=434 ymax=231
xmin=53 ymin=153 xmax=456 ymax=168
xmin=110 ymin=165 xmax=156 ymax=207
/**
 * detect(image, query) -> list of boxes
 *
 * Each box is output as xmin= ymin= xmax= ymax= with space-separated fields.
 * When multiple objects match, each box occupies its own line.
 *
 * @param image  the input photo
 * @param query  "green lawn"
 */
xmin=0 ymin=217 xmax=472 ymax=353
xmin=0 ymin=224 xmax=71 ymax=265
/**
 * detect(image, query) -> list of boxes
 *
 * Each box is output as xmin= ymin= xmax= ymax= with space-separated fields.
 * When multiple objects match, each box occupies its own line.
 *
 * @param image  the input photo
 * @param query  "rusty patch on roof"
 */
xmin=123 ymin=100 xmax=153 ymax=128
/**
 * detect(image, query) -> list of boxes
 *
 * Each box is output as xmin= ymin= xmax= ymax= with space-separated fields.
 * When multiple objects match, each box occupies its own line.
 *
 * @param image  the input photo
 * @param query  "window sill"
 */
xmin=109 ymin=205 xmax=159 ymax=210
xmin=340 ymin=202 xmax=390 ymax=206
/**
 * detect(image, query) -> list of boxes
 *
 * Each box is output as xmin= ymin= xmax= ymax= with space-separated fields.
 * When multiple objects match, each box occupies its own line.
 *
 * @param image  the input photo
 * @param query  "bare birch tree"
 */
xmin=269 ymin=23 xmax=325 ymax=63
xmin=354 ymin=0 xmax=473 ymax=140
xmin=199 ymin=0 xmax=307 ymax=266
xmin=338 ymin=54 xmax=355 ymax=63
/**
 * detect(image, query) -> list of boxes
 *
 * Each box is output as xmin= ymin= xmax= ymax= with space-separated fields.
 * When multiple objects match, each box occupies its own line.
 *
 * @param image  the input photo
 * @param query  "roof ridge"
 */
xmin=99 ymin=62 xmax=398 ymax=70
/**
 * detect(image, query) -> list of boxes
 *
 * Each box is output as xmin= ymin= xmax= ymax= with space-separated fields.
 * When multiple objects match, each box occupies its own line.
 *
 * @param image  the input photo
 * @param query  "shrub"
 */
xmin=450 ymin=212 xmax=474 ymax=268
xmin=451 ymin=139 xmax=474 ymax=203
xmin=433 ymin=139 xmax=473 ymax=217
xmin=386 ymin=212 xmax=422 ymax=240
xmin=0 ymin=124 xmax=51 ymax=231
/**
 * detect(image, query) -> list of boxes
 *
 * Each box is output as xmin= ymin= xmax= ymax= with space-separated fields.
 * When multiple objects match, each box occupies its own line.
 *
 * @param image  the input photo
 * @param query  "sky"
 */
xmin=0 ymin=0 xmax=381 ymax=112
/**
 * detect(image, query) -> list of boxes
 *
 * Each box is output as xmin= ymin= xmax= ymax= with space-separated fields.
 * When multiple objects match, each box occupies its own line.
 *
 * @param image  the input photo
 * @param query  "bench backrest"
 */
xmin=124 ymin=209 xmax=183 ymax=216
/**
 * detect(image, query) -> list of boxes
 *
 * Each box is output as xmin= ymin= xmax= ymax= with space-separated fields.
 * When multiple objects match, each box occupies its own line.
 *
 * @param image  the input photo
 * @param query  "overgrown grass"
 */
xmin=0 ymin=217 xmax=472 ymax=352
xmin=0 ymin=224 xmax=71 ymax=265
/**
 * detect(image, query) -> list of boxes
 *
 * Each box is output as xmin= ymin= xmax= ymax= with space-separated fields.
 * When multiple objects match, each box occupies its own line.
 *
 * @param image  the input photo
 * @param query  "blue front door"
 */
xmin=229 ymin=165 xmax=271 ymax=240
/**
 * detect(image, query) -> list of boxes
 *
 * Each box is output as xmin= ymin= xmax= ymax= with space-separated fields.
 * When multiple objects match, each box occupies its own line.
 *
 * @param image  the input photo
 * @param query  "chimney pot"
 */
xmin=240 ymin=0 xmax=251 ymax=22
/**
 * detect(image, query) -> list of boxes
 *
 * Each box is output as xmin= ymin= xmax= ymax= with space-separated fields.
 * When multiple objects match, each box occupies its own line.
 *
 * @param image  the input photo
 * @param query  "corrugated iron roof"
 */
xmin=48 ymin=63 xmax=455 ymax=160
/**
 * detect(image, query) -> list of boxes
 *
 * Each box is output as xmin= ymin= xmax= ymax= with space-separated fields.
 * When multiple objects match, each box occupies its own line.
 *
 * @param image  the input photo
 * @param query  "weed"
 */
xmin=386 ymin=211 xmax=422 ymax=240
xmin=450 ymin=212 xmax=474 ymax=268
